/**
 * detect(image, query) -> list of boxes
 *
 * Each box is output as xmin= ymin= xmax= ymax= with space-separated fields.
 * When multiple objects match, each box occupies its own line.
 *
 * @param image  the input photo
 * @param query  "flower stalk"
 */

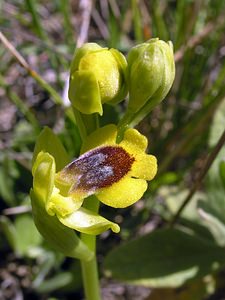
xmin=73 ymin=109 xmax=102 ymax=300
xmin=73 ymin=108 xmax=101 ymax=300
xmin=80 ymin=197 xmax=101 ymax=300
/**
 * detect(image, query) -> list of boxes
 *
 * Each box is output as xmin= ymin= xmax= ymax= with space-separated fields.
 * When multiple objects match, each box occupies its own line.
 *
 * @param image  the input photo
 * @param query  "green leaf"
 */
xmin=207 ymin=99 xmax=225 ymax=198
xmin=14 ymin=214 xmax=42 ymax=256
xmin=163 ymin=186 xmax=206 ymax=222
xmin=58 ymin=207 xmax=120 ymax=235
xmin=104 ymin=228 xmax=225 ymax=288
xmin=198 ymin=200 xmax=225 ymax=247
xmin=0 ymin=155 xmax=18 ymax=206
xmin=204 ymin=99 xmax=225 ymax=225
xmin=36 ymin=272 xmax=73 ymax=293
xmin=32 ymin=127 xmax=70 ymax=171
xmin=208 ymin=99 xmax=225 ymax=148
xmin=0 ymin=165 xmax=15 ymax=206
xmin=0 ymin=216 xmax=18 ymax=252
xmin=32 ymin=252 xmax=59 ymax=288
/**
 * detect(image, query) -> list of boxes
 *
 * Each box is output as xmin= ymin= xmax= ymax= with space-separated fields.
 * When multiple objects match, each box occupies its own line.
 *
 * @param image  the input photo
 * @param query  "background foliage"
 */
xmin=0 ymin=1 xmax=225 ymax=299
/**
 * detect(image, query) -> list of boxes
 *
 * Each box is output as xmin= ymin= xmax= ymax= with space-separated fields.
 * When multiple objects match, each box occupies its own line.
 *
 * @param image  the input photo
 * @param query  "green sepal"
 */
xmin=33 ymin=127 xmax=70 ymax=171
xmin=70 ymin=43 xmax=102 ymax=75
xmin=58 ymin=207 xmax=120 ymax=235
xmin=107 ymin=48 xmax=128 ymax=105
xmin=30 ymin=190 xmax=93 ymax=261
xmin=69 ymin=70 xmax=103 ymax=115
xmin=32 ymin=152 xmax=55 ymax=206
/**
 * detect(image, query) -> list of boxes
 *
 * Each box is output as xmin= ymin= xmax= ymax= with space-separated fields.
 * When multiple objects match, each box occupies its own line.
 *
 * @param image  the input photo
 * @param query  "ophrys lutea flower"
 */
xmin=32 ymin=125 xmax=157 ymax=236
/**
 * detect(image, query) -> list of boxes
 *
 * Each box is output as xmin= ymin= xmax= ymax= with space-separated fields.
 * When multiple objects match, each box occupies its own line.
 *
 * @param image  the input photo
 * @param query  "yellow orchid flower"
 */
xmin=57 ymin=124 xmax=157 ymax=209
xmin=31 ymin=125 xmax=157 ymax=238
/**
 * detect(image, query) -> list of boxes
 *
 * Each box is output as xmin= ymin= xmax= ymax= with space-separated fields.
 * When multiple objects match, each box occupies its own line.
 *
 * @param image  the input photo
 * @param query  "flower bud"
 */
xmin=69 ymin=43 xmax=128 ymax=115
xmin=127 ymin=38 xmax=175 ymax=115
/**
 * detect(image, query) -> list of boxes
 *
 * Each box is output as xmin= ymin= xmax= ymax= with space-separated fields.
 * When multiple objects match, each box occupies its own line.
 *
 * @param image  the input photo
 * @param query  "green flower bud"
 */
xmin=69 ymin=43 xmax=128 ymax=115
xmin=127 ymin=38 xmax=175 ymax=115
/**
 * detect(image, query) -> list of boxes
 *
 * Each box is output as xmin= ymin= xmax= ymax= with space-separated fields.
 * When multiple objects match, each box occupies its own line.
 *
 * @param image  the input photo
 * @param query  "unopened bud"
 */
xmin=69 ymin=43 xmax=128 ymax=115
xmin=127 ymin=38 xmax=175 ymax=115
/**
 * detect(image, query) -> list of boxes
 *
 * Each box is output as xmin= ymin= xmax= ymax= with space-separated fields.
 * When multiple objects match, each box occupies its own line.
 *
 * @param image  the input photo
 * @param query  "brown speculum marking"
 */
xmin=60 ymin=146 xmax=135 ymax=193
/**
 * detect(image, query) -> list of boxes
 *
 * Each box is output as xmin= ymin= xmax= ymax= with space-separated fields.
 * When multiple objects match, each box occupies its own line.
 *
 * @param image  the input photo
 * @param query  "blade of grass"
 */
xmin=58 ymin=0 xmax=74 ymax=48
xmin=0 ymin=31 xmax=76 ymax=125
xmin=25 ymin=0 xmax=47 ymax=40
xmin=158 ymin=88 xmax=225 ymax=175
xmin=151 ymin=0 xmax=169 ymax=40
xmin=107 ymin=5 xmax=121 ymax=48
xmin=174 ymin=13 xmax=225 ymax=62
xmin=158 ymin=59 xmax=225 ymax=174
xmin=25 ymin=0 xmax=63 ymax=86
xmin=175 ymin=0 xmax=201 ymax=50
xmin=170 ymin=127 xmax=225 ymax=227
xmin=131 ymin=0 xmax=143 ymax=42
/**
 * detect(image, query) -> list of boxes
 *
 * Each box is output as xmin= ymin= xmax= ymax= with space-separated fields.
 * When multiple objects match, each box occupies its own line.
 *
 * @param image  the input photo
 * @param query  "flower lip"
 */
xmin=59 ymin=146 xmax=135 ymax=194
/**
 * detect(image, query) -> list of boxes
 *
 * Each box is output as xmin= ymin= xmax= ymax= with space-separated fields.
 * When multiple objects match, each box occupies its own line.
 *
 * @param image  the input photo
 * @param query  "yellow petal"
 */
xmin=46 ymin=187 xmax=83 ymax=217
xmin=58 ymin=207 xmax=120 ymax=235
xmin=131 ymin=154 xmax=157 ymax=180
xmin=97 ymin=177 xmax=147 ymax=208
xmin=81 ymin=124 xmax=117 ymax=153
xmin=120 ymin=128 xmax=148 ymax=156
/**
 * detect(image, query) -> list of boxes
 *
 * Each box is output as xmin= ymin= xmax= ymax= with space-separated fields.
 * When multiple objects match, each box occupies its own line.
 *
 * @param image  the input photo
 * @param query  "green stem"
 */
xmin=81 ymin=257 xmax=101 ymax=300
xmin=80 ymin=197 xmax=101 ymax=300
xmin=73 ymin=108 xmax=100 ymax=141
xmin=73 ymin=108 xmax=101 ymax=299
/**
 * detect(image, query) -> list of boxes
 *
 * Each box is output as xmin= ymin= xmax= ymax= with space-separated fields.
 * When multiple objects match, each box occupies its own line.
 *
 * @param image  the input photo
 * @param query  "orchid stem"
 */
xmin=80 ymin=197 xmax=101 ymax=300
xmin=74 ymin=105 xmax=101 ymax=299
xmin=80 ymin=196 xmax=101 ymax=300
xmin=81 ymin=256 xmax=101 ymax=300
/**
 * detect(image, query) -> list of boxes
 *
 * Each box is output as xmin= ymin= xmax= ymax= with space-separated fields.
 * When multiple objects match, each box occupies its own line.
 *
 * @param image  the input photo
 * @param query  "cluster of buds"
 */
xmin=31 ymin=38 xmax=175 ymax=259
xmin=69 ymin=38 xmax=175 ymax=123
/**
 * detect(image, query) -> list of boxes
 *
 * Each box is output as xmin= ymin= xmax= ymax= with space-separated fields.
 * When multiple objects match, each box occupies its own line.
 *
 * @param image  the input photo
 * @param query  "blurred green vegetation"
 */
xmin=0 ymin=1 xmax=225 ymax=299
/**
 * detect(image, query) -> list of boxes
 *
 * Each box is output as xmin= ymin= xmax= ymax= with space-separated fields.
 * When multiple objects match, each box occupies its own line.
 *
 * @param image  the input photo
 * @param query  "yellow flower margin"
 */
xmin=79 ymin=124 xmax=157 ymax=208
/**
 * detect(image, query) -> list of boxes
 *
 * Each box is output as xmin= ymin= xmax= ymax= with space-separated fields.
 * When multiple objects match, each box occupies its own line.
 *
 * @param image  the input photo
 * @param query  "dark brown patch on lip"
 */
xmin=60 ymin=146 xmax=135 ymax=193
